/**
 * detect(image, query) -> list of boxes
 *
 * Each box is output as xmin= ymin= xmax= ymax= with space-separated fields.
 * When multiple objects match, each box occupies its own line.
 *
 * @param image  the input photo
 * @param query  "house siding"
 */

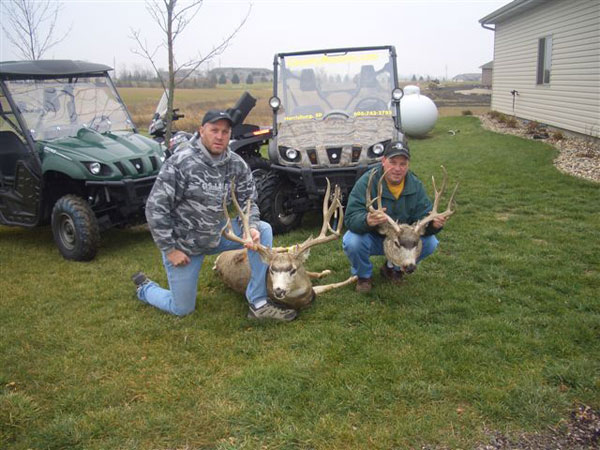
xmin=482 ymin=68 xmax=493 ymax=86
xmin=490 ymin=0 xmax=600 ymax=136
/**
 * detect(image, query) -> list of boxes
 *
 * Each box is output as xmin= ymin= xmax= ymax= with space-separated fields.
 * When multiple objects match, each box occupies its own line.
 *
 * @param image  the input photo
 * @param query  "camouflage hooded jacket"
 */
xmin=145 ymin=140 xmax=260 ymax=255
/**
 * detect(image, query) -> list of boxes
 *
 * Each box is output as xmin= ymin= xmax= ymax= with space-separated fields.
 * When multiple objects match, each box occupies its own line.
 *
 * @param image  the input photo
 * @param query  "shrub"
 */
xmin=488 ymin=110 xmax=503 ymax=120
xmin=552 ymin=131 xmax=564 ymax=141
xmin=525 ymin=121 xmax=540 ymax=134
xmin=506 ymin=117 xmax=518 ymax=128
xmin=462 ymin=110 xmax=473 ymax=116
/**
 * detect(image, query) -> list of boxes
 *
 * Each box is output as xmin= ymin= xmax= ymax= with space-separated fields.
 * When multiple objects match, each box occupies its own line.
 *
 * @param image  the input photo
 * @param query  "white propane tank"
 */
xmin=400 ymin=85 xmax=438 ymax=137
xmin=403 ymin=84 xmax=421 ymax=96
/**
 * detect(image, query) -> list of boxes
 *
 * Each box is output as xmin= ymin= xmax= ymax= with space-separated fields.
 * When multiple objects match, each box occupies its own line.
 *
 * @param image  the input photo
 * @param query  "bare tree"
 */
xmin=131 ymin=0 xmax=251 ymax=143
xmin=1 ymin=0 xmax=71 ymax=60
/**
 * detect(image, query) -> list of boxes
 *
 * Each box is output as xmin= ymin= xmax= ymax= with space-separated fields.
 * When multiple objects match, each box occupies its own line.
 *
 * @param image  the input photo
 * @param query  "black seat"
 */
xmin=0 ymin=131 xmax=28 ymax=179
xmin=293 ymin=69 xmax=325 ymax=116
xmin=359 ymin=65 xmax=379 ymax=89
xmin=300 ymin=69 xmax=318 ymax=91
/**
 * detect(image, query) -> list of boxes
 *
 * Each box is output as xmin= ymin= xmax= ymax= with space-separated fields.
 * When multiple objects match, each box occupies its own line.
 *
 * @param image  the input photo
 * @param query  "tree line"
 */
xmin=114 ymin=67 xmax=267 ymax=88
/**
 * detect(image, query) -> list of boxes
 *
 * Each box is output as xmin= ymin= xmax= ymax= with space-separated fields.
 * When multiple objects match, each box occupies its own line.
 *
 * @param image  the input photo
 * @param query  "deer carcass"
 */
xmin=214 ymin=180 xmax=357 ymax=310
xmin=366 ymin=165 xmax=458 ymax=273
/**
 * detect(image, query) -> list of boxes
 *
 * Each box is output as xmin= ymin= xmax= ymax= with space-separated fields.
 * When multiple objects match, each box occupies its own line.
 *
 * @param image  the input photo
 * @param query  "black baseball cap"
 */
xmin=202 ymin=109 xmax=233 ymax=126
xmin=384 ymin=141 xmax=410 ymax=159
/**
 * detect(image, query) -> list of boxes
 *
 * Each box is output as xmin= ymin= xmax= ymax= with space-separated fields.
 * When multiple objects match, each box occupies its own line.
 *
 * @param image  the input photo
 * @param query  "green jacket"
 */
xmin=344 ymin=166 xmax=438 ymax=236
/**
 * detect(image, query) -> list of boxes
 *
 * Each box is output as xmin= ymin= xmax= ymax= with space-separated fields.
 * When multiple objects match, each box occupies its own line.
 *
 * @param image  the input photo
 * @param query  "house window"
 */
xmin=537 ymin=35 xmax=552 ymax=84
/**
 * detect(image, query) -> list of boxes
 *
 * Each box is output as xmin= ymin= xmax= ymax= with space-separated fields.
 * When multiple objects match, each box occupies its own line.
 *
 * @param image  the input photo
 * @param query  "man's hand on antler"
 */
xmin=367 ymin=208 xmax=390 ymax=227
xmin=432 ymin=215 xmax=447 ymax=229
xmin=244 ymin=227 xmax=261 ymax=250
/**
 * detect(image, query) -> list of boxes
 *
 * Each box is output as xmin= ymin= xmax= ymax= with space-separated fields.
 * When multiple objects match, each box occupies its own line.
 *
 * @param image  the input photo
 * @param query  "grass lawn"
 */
xmin=1 ymin=116 xmax=599 ymax=449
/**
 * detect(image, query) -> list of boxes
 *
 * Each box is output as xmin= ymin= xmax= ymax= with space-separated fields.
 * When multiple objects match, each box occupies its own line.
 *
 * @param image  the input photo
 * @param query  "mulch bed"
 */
xmin=478 ymin=114 xmax=600 ymax=184
xmin=475 ymin=404 xmax=600 ymax=450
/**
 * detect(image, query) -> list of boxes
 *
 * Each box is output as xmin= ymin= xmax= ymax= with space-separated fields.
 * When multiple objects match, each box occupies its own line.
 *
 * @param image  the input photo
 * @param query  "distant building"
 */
xmin=209 ymin=67 xmax=273 ymax=83
xmin=480 ymin=0 xmax=600 ymax=137
xmin=451 ymin=73 xmax=482 ymax=82
xmin=480 ymin=61 xmax=493 ymax=87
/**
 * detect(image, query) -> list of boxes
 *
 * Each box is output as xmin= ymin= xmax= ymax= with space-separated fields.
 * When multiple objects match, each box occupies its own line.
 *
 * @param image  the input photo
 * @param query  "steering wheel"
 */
xmin=87 ymin=114 xmax=112 ymax=132
xmin=354 ymin=97 xmax=389 ymax=112
xmin=322 ymin=110 xmax=350 ymax=120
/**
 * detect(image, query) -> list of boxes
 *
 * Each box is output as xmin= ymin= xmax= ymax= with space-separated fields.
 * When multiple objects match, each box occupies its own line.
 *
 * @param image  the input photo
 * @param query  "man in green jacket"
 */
xmin=342 ymin=141 xmax=446 ymax=293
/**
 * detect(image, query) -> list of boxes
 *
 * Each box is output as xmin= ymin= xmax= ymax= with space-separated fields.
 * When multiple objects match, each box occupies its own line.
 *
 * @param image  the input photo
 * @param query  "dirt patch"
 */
xmin=423 ymin=83 xmax=491 ymax=109
xmin=479 ymin=114 xmax=600 ymax=184
xmin=475 ymin=404 xmax=600 ymax=450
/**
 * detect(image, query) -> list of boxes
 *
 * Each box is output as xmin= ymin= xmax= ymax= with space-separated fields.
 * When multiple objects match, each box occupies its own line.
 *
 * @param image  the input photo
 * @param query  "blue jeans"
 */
xmin=342 ymin=230 xmax=438 ymax=278
xmin=137 ymin=220 xmax=272 ymax=316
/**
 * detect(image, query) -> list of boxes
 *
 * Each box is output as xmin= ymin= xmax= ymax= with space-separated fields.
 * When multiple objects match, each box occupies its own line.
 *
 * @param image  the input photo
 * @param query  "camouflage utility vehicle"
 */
xmin=255 ymin=45 xmax=406 ymax=233
xmin=0 ymin=60 xmax=166 ymax=261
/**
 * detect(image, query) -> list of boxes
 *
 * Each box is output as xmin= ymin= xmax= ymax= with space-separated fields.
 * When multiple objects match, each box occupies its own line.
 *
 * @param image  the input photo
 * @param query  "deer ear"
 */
xmin=379 ymin=222 xmax=397 ymax=236
xmin=297 ymin=248 xmax=310 ymax=263
xmin=255 ymin=246 xmax=273 ymax=264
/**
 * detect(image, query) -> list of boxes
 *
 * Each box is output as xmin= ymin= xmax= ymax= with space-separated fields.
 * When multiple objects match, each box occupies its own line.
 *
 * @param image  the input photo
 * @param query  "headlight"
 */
xmin=285 ymin=148 xmax=299 ymax=160
xmin=159 ymin=155 xmax=166 ymax=163
xmin=83 ymin=161 xmax=111 ymax=176
xmin=269 ymin=96 xmax=281 ymax=110
xmin=89 ymin=162 xmax=102 ymax=175
xmin=392 ymin=88 xmax=404 ymax=102
xmin=372 ymin=143 xmax=385 ymax=155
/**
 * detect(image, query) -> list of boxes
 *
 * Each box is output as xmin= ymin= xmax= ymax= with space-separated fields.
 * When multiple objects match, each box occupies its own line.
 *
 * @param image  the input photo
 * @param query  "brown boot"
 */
xmin=380 ymin=264 xmax=403 ymax=284
xmin=355 ymin=277 xmax=372 ymax=293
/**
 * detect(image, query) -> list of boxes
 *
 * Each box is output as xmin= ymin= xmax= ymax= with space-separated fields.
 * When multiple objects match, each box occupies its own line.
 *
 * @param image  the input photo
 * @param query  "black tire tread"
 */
xmin=51 ymin=195 xmax=100 ymax=261
xmin=255 ymin=171 xmax=302 ymax=234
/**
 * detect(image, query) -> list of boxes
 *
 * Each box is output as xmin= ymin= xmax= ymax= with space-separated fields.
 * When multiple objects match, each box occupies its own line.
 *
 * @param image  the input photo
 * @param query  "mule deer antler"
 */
xmin=414 ymin=165 xmax=458 ymax=234
xmin=294 ymin=178 xmax=344 ymax=254
xmin=365 ymin=168 xmax=401 ymax=233
xmin=221 ymin=180 xmax=257 ymax=248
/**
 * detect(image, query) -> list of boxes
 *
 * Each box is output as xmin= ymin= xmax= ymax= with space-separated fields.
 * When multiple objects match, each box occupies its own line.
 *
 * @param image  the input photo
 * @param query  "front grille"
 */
xmin=351 ymin=146 xmax=362 ymax=162
xmin=129 ymin=158 xmax=144 ymax=174
xmin=326 ymin=147 xmax=342 ymax=164
xmin=307 ymin=149 xmax=318 ymax=165
xmin=149 ymin=156 xmax=158 ymax=171
xmin=114 ymin=161 xmax=127 ymax=175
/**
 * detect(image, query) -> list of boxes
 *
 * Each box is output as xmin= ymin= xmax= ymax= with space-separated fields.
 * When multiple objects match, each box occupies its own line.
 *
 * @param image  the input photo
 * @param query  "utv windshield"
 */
xmin=6 ymin=76 xmax=134 ymax=141
xmin=277 ymin=48 xmax=394 ymax=122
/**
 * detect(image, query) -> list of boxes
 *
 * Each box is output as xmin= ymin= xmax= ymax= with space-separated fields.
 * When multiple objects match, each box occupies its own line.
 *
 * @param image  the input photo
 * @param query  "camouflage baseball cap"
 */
xmin=384 ymin=141 xmax=410 ymax=159
xmin=202 ymin=110 xmax=233 ymax=126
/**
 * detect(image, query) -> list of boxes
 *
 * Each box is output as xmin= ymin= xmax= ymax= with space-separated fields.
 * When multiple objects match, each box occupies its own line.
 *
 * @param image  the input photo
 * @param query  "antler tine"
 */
xmin=430 ymin=165 xmax=449 ymax=214
xmin=365 ymin=169 xmax=378 ymax=211
xmin=365 ymin=167 xmax=400 ymax=232
xmin=221 ymin=180 xmax=251 ymax=246
xmin=296 ymin=179 xmax=344 ymax=254
xmin=415 ymin=165 xmax=458 ymax=233
xmin=221 ymin=180 xmax=270 ymax=255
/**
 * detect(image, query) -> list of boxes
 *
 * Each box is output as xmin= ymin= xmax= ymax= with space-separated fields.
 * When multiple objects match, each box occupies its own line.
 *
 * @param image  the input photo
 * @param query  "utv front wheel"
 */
xmin=51 ymin=195 xmax=100 ymax=261
xmin=255 ymin=171 xmax=303 ymax=234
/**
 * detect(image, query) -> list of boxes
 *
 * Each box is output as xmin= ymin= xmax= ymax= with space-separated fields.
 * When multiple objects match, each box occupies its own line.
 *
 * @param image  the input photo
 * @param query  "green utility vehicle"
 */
xmin=0 ymin=60 xmax=166 ymax=261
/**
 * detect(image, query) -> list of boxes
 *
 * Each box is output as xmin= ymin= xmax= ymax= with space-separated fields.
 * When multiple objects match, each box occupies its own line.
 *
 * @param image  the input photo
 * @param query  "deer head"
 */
xmin=366 ymin=166 xmax=458 ymax=273
xmin=217 ymin=179 xmax=356 ymax=309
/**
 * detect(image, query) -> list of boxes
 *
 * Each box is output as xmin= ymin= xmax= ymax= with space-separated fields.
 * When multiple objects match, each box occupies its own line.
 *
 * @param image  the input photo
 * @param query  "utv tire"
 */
xmin=51 ymin=195 xmax=100 ymax=261
xmin=255 ymin=171 xmax=303 ymax=234
xmin=244 ymin=156 xmax=271 ymax=171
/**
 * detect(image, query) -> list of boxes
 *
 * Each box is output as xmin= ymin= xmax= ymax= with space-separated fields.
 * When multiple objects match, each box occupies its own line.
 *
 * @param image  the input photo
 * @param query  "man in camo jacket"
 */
xmin=131 ymin=110 xmax=297 ymax=321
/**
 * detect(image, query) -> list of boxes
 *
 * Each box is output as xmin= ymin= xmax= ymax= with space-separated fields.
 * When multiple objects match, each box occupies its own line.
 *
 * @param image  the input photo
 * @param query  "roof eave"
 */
xmin=479 ymin=0 xmax=548 ymax=26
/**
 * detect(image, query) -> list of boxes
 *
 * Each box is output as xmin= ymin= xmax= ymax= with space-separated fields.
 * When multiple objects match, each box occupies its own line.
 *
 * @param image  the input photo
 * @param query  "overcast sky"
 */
xmin=0 ymin=0 xmax=510 ymax=79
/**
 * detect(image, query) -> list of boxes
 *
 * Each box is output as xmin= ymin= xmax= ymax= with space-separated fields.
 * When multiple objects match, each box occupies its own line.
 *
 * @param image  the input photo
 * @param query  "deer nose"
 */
xmin=274 ymin=287 xmax=286 ymax=299
xmin=404 ymin=264 xmax=416 ymax=274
